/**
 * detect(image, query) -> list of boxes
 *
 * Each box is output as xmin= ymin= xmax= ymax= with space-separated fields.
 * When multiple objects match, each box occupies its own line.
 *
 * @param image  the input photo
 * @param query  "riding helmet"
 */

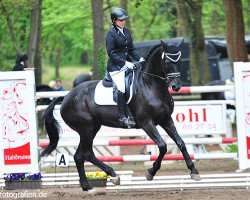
xmin=111 ymin=8 xmax=128 ymax=22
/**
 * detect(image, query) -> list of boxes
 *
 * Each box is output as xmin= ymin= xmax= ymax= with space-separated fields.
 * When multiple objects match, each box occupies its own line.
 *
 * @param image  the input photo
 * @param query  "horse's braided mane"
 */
xmin=143 ymin=43 xmax=162 ymax=61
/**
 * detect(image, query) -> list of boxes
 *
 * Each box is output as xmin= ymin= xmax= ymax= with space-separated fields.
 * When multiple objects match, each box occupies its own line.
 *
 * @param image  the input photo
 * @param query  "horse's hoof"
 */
xmin=145 ymin=170 xmax=154 ymax=181
xmin=191 ymin=173 xmax=201 ymax=181
xmin=110 ymin=176 xmax=120 ymax=185
xmin=88 ymin=188 xmax=106 ymax=195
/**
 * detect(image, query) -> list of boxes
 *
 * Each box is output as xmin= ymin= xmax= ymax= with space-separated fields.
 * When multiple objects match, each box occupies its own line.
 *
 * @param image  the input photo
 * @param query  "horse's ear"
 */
xmin=160 ymin=40 xmax=168 ymax=48
xmin=177 ymin=38 xmax=185 ymax=48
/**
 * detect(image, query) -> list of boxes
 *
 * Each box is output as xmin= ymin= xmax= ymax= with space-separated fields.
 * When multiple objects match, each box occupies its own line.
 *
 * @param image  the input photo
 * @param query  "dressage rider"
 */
xmin=13 ymin=53 xmax=28 ymax=71
xmin=106 ymin=8 xmax=144 ymax=128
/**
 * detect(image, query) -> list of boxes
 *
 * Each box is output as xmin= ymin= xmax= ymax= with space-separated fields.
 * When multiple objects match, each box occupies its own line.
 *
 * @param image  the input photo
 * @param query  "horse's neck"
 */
xmin=144 ymin=48 xmax=162 ymax=75
xmin=141 ymin=47 xmax=169 ymax=97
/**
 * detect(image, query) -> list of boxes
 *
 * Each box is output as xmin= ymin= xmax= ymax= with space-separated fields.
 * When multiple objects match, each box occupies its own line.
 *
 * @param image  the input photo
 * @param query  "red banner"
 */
xmin=4 ymin=142 xmax=31 ymax=165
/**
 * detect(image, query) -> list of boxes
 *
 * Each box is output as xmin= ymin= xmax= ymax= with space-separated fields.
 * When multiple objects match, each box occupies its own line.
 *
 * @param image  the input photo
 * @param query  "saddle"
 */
xmin=102 ymin=69 xmax=133 ymax=103
xmin=94 ymin=62 xmax=142 ymax=106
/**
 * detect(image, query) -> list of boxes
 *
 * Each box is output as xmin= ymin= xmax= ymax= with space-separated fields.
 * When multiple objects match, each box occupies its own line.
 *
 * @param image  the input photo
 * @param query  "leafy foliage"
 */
xmin=0 ymin=0 xmax=249 ymax=75
xmin=0 ymin=0 xmax=31 ymax=70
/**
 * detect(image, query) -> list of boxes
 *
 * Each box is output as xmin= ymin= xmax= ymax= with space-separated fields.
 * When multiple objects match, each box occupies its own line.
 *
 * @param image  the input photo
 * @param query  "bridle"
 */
xmin=142 ymin=47 xmax=181 ymax=83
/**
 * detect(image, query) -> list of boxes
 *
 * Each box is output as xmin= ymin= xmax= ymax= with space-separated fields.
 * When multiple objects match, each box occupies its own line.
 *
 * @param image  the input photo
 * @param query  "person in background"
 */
xmin=55 ymin=79 xmax=65 ymax=91
xmin=48 ymin=80 xmax=56 ymax=88
xmin=13 ymin=53 xmax=28 ymax=71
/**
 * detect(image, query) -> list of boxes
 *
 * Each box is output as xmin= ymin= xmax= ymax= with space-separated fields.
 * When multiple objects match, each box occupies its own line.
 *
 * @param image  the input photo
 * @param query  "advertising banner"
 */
xmin=234 ymin=62 xmax=250 ymax=170
xmin=0 ymin=71 xmax=39 ymax=174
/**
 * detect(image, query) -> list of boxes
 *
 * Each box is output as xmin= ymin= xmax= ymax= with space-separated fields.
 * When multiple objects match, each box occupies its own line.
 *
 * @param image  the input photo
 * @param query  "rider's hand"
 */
xmin=139 ymin=57 xmax=145 ymax=62
xmin=125 ymin=61 xmax=134 ymax=69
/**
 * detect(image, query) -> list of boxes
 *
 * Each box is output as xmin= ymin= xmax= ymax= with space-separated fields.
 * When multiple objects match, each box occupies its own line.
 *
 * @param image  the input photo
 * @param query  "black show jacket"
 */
xmin=106 ymin=26 xmax=140 ymax=72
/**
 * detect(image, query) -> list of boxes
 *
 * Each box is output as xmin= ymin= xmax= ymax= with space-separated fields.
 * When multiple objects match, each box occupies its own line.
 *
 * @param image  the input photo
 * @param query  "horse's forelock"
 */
xmin=166 ymin=43 xmax=180 ymax=54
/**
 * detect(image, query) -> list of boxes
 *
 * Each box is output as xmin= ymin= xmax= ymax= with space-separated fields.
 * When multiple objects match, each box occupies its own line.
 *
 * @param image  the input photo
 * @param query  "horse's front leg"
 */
xmin=142 ymin=121 xmax=167 ymax=181
xmin=161 ymin=118 xmax=201 ymax=181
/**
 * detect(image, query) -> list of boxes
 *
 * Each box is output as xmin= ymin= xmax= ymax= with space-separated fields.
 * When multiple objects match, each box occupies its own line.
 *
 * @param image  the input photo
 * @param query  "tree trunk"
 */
xmin=91 ymin=0 xmax=105 ymax=80
xmin=120 ymin=0 xmax=131 ymax=30
xmin=191 ymin=3 xmax=210 ymax=85
xmin=141 ymin=6 xmax=157 ymax=41
xmin=28 ymin=0 xmax=42 ymax=84
xmin=223 ymin=0 xmax=248 ymax=69
xmin=181 ymin=0 xmax=210 ymax=85
xmin=176 ymin=0 xmax=189 ymax=37
xmin=55 ymin=47 xmax=62 ymax=78
xmin=210 ymin=1 xmax=220 ymax=36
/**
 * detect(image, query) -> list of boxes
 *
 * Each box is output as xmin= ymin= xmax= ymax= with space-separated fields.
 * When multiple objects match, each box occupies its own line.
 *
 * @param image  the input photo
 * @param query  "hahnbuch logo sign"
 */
xmin=1 ymin=80 xmax=31 ymax=165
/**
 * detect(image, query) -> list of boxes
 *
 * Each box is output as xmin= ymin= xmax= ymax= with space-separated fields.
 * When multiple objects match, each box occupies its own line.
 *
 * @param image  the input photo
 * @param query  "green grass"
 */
xmin=225 ymin=144 xmax=238 ymax=153
xmin=42 ymin=64 xmax=92 ymax=90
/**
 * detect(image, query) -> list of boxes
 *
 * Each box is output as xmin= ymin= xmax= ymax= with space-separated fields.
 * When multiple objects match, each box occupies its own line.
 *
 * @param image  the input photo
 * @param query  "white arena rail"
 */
xmin=2 ymin=172 xmax=250 ymax=190
xmin=35 ymin=85 xmax=234 ymax=100
xmin=36 ymin=84 xmax=237 ymax=166
xmin=106 ymin=173 xmax=250 ymax=191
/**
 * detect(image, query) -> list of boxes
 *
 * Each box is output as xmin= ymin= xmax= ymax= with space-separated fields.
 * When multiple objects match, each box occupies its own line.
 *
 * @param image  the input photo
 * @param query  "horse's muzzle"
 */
xmin=170 ymin=78 xmax=182 ymax=92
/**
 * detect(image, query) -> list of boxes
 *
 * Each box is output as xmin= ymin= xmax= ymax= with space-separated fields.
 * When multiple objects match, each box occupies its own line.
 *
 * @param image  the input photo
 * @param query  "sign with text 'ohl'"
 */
xmin=0 ymin=71 xmax=39 ymax=174
xmin=173 ymin=101 xmax=227 ymax=135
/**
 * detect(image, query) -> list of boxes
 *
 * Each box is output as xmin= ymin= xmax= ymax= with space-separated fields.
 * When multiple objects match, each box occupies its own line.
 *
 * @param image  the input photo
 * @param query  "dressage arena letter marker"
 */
xmin=56 ymin=153 xmax=69 ymax=167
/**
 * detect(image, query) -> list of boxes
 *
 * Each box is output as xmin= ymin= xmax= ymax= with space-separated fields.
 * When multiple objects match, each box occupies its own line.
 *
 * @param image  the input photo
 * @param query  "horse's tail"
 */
xmin=39 ymin=96 xmax=64 ymax=160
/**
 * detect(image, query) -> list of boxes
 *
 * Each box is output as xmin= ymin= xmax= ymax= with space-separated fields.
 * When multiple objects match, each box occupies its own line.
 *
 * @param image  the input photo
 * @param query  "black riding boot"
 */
xmin=117 ymin=91 xmax=136 ymax=128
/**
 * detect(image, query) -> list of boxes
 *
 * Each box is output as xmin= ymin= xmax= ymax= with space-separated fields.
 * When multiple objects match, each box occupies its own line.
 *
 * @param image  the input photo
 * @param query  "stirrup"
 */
xmin=119 ymin=117 xmax=136 ymax=128
xmin=127 ymin=117 xmax=136 ymax=128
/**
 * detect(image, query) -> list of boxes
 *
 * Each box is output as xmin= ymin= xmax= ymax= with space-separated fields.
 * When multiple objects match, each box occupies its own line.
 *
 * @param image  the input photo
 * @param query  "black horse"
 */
xmin=36 ymin=84 xmax=55 ymax=105
xmin=39 ymin=39 xmax=201 ymax=191
xmin=73 ymin=74 xmax=92 ymax=88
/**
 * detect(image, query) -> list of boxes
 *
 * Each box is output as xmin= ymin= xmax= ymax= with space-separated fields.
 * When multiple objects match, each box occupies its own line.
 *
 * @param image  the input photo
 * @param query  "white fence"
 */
xmin=37 ymin=84 xmax=235 ymax=166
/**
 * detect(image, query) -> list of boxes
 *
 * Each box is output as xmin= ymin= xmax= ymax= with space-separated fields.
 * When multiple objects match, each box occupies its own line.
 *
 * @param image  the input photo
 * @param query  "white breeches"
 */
xmin=109 ymin=65 xmax=127 ymax=93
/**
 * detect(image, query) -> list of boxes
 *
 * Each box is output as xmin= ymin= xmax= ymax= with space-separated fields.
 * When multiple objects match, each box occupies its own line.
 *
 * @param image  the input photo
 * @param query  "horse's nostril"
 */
xmin=172 ymin=85 xmax=180 ymax=92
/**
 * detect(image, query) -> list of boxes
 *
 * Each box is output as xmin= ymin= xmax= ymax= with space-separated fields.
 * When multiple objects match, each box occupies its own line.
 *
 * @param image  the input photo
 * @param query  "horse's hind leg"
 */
xmin=74 ymin=141 xmax=92 ymax=191
xmin=86 ymin=148 xmax=120 ymax=185
xmin=162 ymin=119 xmax=201 ymax=181
xmin=74 ymin=139 xmax=119 ymax=191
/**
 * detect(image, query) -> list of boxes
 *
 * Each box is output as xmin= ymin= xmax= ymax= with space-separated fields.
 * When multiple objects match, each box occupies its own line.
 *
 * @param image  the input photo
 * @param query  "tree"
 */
xmin=245 ymin=0 xmax=250 ymax=34
xmin=28 ymin=0 xmax=42 ymax=84
xmin=120 ymin=0 xmax=131 ymax=30
xmin=0 ymin=0 xmax=20 ymax=52
xmin=223 ymin=0 xmax=249 ymax=68
xmin=91 ymin=0 xmax=105 ymax=79
xmin=176 ymin=0 xmax=188 ymax=37
xmin=176 ymin=0 xmax=210 ymax=86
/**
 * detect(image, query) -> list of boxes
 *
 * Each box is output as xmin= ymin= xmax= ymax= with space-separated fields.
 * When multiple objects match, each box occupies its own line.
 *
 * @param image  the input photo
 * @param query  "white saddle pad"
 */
xmin=94 ymin=79 xmax=134 ymax=106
